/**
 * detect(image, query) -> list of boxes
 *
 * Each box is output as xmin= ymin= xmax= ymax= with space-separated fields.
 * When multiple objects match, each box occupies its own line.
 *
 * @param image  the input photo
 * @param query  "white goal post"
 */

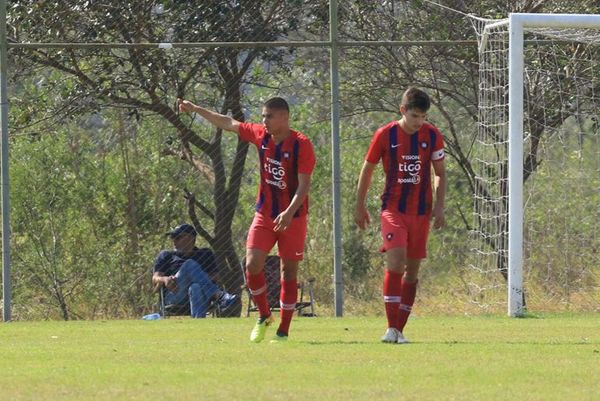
xmin=477 ymin=13 xmax=600 ymax=317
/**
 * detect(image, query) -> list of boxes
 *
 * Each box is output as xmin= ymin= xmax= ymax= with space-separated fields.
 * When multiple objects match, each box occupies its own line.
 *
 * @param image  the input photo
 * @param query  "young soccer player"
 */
xmin=177 ymin=97 xmax=316 ymax=343
xmin=354 ymin=87 xmax=446 ymax=344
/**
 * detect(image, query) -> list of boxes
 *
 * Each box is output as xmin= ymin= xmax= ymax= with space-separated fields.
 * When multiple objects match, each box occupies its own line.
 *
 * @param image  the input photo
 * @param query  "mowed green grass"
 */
xmin=1 ymin=314 xmax=599 ymax=401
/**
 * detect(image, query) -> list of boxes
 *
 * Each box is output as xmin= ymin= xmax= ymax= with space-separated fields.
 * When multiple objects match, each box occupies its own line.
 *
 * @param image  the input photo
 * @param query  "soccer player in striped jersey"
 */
xmin=354 ymin=87 xmax=447 ymax=344
xmin=178 ymin=97 xmax=316 ymax=343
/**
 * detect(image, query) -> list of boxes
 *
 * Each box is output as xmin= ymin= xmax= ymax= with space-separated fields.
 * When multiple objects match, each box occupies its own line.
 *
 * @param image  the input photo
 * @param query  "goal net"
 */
xmin=472 ymin=14 xmax=600 ymax=315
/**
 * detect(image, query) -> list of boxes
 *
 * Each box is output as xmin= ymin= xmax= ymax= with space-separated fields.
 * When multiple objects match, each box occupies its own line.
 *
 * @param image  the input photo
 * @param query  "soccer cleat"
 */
xmin=216 ymin=291 xmax=238 ymax=311
xmin=270 ymin=331 xmax=289 ymax=344
xmin=250 ymin=314 xmax=275 ymax=343
xmin=381 ymin=327 xmax=400 ymax=343
xmin=396 ymin=331 xmax=409 ymax=344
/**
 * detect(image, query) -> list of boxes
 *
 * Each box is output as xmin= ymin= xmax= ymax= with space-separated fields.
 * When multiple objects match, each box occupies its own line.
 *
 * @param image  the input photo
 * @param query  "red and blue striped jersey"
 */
xmin=365 ymin=121 xmax=445 ymax=215
xmin=239 ymin=122 xmax=316 ymax=218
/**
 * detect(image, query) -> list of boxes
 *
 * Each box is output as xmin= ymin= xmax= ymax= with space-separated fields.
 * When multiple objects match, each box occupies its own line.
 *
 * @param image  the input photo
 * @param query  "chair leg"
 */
xmin=246 ymin=290 xmax=251 ymax=317
xmin=308 ymin=281 xmax=315 ymax=316
xmin=159 ymin=287 xmax=166 ymax=318
xmin=297 ymin=284 xmax=305 ymax=317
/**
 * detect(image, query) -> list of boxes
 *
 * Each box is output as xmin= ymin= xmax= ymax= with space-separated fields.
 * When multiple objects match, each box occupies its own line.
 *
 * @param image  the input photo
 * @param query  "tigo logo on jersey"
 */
xmin=397 ymin=155 xmax=422 ymax=184
xmin=264 ymin=157 xmax=287 ymax=189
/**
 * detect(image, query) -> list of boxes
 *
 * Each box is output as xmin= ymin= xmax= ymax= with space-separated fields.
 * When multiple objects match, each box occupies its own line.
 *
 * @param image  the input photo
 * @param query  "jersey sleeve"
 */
xmin=238 ymin=122 xmax=263 ymax=145
xmin=298 ymin=137 xmax=316 ymax=175
xmin=431 ymin=127 xmax=445 ymax=161
xmin=365 ymin=126 xmax=386 ymax=164
xmin=153 ymin=250 xmax=172 ymax=274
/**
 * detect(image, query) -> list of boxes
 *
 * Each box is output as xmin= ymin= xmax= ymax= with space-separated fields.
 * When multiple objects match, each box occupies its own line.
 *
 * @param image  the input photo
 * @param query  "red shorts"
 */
xmin=246 ymin=213 xmax=308 ymax=261
xmin=380 ymin=210 xmax=431 ymax=259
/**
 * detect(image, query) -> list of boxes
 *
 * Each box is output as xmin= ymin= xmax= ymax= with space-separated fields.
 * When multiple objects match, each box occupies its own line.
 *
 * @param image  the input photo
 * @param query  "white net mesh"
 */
xmin=7 ymin=2 xmax=600 ymax=320
xmin=472 ymin=17 xmax=600 ymax=312
xmin=5 ymin=1 xmax=331 ymax=320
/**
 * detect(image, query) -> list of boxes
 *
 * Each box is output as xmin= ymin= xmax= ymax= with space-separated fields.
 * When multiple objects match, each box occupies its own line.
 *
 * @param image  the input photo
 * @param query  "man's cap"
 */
xmin=166 ymin=223 xmax=197 ymax=238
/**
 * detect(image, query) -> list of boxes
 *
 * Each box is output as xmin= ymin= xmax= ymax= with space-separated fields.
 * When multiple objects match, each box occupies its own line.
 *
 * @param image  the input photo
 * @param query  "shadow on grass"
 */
xmin=299 ymin=339 xmax=598 ymax=346
xmin=301 ymin=340 xmax=373 ymax=345
xmin=514 ymin=311 xmax=543 ymax=319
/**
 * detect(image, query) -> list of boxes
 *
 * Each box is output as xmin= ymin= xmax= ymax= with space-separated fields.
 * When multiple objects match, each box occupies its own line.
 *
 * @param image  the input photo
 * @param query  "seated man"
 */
xmin=152 ymin=223 xmax=237 ymax=318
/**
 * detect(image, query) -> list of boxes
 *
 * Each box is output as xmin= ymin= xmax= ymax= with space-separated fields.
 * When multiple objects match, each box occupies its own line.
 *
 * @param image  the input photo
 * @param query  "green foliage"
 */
xmin=4 ymin=1 xmax=600 ymax=319
xmin=8 ymin=110 xmax=201 ymax=319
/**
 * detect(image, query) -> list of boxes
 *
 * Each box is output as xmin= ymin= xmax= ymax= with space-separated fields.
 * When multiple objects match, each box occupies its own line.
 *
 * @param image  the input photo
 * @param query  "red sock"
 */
xmin=398 ymin=278 xmax=418 ymax=332
xmin=383 ymin=269 xmax=402 ymax=330
xmin=246 ymin=271 xmax=271 ymax=318
xmin=277 ymin=279 xmax=297 ymax=336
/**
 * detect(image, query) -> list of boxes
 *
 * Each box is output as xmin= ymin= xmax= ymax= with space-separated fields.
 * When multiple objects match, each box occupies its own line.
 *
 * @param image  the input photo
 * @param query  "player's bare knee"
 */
xmin=386 ymin=265 xmax=406 ymax=274
xmin=403 ymin=260 xmax=421 ymax=282
xmin=280 ymin=260 xmax=299 ymax=281
xmin=245 ymin=258 xmax=264 ymax=275
xmin=385 ymin=249 xmax=407 ymax=272
xmin=403 ymin=271 xmax=419 ymax=282
xmin=280 ymin=268 xmax=298 ymax=281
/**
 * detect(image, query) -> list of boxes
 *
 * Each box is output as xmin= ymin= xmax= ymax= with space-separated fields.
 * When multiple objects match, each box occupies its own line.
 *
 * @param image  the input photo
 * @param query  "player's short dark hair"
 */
xmin=263 ymin=97 xmax=289 ymax=112
xmin=401 ymin=87 xmax=430 ymax=112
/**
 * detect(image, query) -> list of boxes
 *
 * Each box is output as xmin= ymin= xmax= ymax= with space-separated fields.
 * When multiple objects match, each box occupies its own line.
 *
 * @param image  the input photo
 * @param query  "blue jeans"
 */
xmin=164 ymin=259 xmax=219 ymax=318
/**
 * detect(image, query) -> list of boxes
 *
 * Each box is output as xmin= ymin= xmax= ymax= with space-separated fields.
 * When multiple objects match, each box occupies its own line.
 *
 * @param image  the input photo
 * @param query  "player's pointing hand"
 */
xmin=177 ymin=98 xmax=196 ymax=113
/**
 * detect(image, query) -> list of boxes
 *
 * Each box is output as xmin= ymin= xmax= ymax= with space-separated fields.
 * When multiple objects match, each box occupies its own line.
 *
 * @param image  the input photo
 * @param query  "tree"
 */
xmin=8 ymin=1 xmax=325 ymax=314
xmin=326 ymin=0 xmax=600 ymax=284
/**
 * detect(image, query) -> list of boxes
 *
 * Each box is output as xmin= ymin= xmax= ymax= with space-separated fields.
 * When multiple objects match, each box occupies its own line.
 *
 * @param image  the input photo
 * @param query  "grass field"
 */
xmin=1 ymin=313 xmax=599 ymax=401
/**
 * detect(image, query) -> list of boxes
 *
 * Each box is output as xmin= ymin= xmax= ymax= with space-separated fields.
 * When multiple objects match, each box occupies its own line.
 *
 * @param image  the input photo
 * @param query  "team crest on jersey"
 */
xmin=283 ymin=152 xmax=290 ymax=158
xmin=421 ymin=141 xmax=428 ymax=149
xmin=386 ymin=233 xmax=393 ymax=241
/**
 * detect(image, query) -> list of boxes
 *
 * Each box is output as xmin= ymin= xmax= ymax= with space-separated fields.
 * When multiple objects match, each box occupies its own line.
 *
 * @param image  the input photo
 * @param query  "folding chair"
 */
xmin=154 ymin=247 xmax=222 ymax=318
xmin=158 ymin=285 xmax=220 ymax=318
xmin=242 ymin=255 xmax=316 ymax=317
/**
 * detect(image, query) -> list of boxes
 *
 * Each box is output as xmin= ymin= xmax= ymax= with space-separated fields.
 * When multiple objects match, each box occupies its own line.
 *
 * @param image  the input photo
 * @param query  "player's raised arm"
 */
xmin=177 ymin=98 xmax=241 ymax=134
